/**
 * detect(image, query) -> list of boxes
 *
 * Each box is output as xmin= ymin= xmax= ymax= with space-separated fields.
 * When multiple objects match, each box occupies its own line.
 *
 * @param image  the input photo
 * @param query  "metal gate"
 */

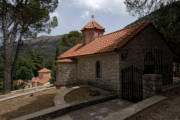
xmin=122 ymin=65 xmax=143 ymax=102
xmin=144 ymin=48 xmax=173 ymax=86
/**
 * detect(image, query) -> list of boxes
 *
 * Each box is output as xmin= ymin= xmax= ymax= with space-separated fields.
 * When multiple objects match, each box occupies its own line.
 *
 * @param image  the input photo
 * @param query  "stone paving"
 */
xmin=54 ymin=86 xmax=79 ymax=106
xmin=53 ymin=99 xmax=133 ymax=120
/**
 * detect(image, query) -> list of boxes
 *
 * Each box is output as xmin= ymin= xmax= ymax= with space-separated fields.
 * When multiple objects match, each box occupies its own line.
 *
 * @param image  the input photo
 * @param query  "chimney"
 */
xmin=81 ymin=20 xmax=105 ymax=44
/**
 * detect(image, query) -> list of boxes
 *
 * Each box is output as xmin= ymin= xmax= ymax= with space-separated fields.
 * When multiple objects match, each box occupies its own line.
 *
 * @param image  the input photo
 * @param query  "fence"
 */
xmin=122 ymin=65 xmax=143 ymax=102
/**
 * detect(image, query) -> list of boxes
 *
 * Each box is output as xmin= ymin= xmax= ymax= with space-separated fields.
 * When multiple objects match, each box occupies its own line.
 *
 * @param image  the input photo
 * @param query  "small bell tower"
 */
xmin=81 ymin=15 xmax=105 ymax=44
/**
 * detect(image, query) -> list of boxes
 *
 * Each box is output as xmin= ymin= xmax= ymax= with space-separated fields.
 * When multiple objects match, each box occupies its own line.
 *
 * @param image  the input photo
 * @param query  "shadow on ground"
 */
xmin=54 ymin=99 xmax=132 ymax=120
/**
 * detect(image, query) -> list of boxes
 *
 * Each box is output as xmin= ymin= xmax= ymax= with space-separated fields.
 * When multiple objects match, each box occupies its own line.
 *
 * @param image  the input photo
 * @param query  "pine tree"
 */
xmin=0 ymin=0 xmax=58 ymax=93
xmin=29 ymin=48 xmax=44 ymax=77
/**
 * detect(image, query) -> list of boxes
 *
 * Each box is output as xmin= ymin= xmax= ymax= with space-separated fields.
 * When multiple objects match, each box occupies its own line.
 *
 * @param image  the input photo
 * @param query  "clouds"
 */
xmin=40 ymin=0 xmax=136 ymax=36
xmin=50 ymin=11 xmax=59 ymax=18
xmin=80 ymin=11 xmax=90 ymax=19
xmin=73 ymin=0 xmax=127 ymax=18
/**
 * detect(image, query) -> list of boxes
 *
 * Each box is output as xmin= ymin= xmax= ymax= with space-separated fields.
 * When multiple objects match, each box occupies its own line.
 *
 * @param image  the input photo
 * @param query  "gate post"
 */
xmin=142 ymin=74 xmax=162 ymax=99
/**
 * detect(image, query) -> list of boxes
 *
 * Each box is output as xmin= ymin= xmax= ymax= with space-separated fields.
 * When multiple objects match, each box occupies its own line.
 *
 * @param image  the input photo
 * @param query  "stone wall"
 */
xmin=119 ymin=25 xmax=173 ymax=70
xmin=39 ymin=72 xmax=51 ymax=79
xmin=144 ymin=25 xmax=173 ymax=64
xmin=77 ymin=52 xmax=120 ymax=92
xmin=56 ymin=62 xmax=77 ymax=87
xmin=118 ymin=25 xmax=173 ymax=97
xmin=143 ymin=74 xmax=162 ymax=99
xmin=173 ymin=63 xmax=180 ymax=77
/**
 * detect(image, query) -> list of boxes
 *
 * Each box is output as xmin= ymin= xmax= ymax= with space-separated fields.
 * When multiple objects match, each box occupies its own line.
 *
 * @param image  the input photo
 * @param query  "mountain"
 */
xmin=20 ymin=35 xmax=62 ymax=58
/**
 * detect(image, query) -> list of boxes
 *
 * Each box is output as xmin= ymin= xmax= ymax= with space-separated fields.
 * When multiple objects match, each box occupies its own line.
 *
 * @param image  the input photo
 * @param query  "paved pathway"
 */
xmin=53 ymin=99 xmax=132 ymax=120
xmin=54 ymin=86 xmax=79 ymax=106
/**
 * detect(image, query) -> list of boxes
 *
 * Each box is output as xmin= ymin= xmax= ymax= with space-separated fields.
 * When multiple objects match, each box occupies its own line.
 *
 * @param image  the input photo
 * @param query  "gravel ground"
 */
xmin=54 ymin=86 xmax=180 ymax=120
xmin=127 ymin=87 xmax=180 ymax=120
xmin=0 ymin=88 xmax=63 ymax=120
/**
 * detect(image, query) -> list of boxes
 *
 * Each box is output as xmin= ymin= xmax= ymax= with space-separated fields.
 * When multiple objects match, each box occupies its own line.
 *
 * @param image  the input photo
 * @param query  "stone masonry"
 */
xmin=77 ymin=52 xmax=120 ymax=92
xmin=56 ymin=62 xmax=77 ymax=87
xmin=56 ymin=22 xmax=173 ymax=99
xmin=143 ymin=74 xmax=162 ymax=99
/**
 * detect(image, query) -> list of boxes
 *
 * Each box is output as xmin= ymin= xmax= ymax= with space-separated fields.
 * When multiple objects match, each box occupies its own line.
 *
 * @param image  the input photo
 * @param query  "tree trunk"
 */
xmin=11 ymin=34 xmax=23 ymax=90
xmin=3 ymin=30 xmax=12 ymax=93
xmin=3 ymin=45 xmax=12 ymax=94
xmin=2 ymin=1 xmax=12 ymax=94
xmin=9 ymin=24 xmax=19 ymax=90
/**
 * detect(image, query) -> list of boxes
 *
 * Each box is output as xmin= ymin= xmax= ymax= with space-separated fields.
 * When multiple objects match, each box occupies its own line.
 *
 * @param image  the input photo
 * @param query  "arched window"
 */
xmin=96 ymin=61 xmax=101 ymax=78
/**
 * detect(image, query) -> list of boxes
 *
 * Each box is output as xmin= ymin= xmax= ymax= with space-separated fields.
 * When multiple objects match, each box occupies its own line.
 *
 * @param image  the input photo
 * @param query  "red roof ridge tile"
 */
xmin=114 ymin=22 xmax=150 ymax=49
xmin=56 ymin=59 xmax=73 ymax=63
xmin=38 ymin=68 xmax=51 ymax=73
xmin=98 ymin=22 xmax=150 ymax=39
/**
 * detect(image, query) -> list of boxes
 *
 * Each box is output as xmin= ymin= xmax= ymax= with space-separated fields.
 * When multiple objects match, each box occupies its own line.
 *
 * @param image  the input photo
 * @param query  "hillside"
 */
xmin=129 ymin=1 xmax=180 ymax=61
xmin=20 ymin=35 xmax=62 ymax=58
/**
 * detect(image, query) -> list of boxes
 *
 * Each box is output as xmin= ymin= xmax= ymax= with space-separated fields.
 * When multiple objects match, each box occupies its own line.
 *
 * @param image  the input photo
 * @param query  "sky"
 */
xmin=44 ymin=0 xmax=137 ymax=36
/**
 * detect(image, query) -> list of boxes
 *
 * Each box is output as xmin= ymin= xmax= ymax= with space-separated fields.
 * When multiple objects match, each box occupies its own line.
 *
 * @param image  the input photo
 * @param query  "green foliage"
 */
xmin=15 ymin=57 xmax=33 ymax=81
xmin=29 ymin=48 xmax=56 ymax=81
xmin=0 ymin=45 xmax=58 ymax=89
xmin=57 ymin=31 xmax=82 ymax=54
xmin=0 ymin=0 xmax=59 ymax=92
xmin=0 ymin=0 xmax=59 ymax=38
xmin=0 ymin=79 xmax=2 ymax=94
xmin=19 ymin=35 xmax=61 ymax=59
xmin=44 ymin=58 xmax=55 ymax=70
xmin=29 ymin=48 xmax=45 ymax=76
xmin=16 ymin=66 xmax=33 ymax=80
xmin=14 ymin=51 xmax=56 ymax=86
xmin=44 ymin=58 xmax=56 ymax=84
xmin=0 ymin=47 xmax=57 ymax=87
xmin=131 ymin=1 xmax=180 ymax=62
xmin=124 ymin=0 xmax=178 ymax=17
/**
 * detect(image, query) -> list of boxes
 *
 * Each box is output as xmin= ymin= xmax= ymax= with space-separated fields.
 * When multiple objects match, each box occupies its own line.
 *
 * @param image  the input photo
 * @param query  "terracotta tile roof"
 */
xmin=58 ymin=22 xmax=150 ymax=59
xmin=81 ymin=20 xmax=105 ymax=31
xmin=38 ymin=68 xmax=51 ymax=73
xmin=32 ymin=76 xmax=51 ymax=84
xmin=56 ymin=59 xmax=73 ymax=63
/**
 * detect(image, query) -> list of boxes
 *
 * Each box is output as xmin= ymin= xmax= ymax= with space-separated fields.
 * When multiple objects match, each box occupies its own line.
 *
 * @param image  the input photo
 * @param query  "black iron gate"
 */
xmin=144 ymin=48 xmax=173 ymax=86
xmin=122 ymin=65 xmax=143 ymax=102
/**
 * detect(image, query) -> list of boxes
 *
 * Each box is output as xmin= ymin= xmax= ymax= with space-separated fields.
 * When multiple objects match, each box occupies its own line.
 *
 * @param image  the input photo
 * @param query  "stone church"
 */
xmin=56 ymin=20 xmax=173 ymax=101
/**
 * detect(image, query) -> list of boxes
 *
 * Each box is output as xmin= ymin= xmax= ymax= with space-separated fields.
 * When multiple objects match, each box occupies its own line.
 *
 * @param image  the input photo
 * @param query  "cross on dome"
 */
xmin=91 ymin=15 xmax=95 ymax=20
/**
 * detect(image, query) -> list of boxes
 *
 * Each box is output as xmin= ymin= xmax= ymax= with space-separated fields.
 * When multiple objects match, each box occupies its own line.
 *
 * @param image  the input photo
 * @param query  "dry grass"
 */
xmin=64 ymin=87 xmax=112 ymax=103
xmin=0 ymin=88 xmax=62 ymax=120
